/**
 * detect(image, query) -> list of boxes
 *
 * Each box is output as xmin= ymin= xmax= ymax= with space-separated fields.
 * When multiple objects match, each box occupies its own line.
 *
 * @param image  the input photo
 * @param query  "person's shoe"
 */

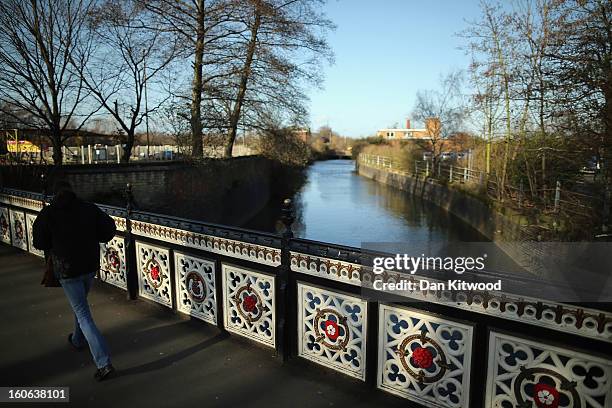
xmin=94 ymin=364 xmax=115 ymax=382
xmin=68 ymin=333 xmax=85 ymax=351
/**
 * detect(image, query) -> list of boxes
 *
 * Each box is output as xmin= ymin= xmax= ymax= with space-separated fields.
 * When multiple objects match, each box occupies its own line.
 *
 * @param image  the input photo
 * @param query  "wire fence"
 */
xmin=358 ymin=153 xmax=611 ymax=236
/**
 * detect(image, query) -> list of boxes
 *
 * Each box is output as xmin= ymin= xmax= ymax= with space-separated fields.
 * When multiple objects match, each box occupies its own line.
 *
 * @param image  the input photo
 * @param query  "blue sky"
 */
xmin=308 ymin=0 xmax=483 ymax=138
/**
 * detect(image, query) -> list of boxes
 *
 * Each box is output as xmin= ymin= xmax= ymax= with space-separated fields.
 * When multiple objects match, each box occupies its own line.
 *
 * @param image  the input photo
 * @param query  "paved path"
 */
xmin=0 ymin=245 xmax=407 ymax=407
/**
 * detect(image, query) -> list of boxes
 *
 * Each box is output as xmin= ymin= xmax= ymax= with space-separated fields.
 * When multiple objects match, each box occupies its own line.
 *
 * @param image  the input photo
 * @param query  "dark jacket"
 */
xmin=33 ymin=191 xmax=116 ymax=278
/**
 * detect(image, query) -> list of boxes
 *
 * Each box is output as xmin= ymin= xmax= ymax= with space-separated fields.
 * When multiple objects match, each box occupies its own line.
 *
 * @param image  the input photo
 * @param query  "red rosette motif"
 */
xmin=412 ymin=346 xmax=434 ymax=369
xmin=150 ymin=264 xmax=160 ymax=281
xmin=0 ymin=215 xmax=7 ymax=233
xmin=534 ymin=383 xmax=560 ymax=408
xmin=242 ymin=294 xmax=257 ymax=313
xmin=191 ymin=280 xmax=201 ymax=296
xmin=324 ymin=319 xmax=340 ymax=341
xmin=15 ymin=221 xmax=24 ymax=240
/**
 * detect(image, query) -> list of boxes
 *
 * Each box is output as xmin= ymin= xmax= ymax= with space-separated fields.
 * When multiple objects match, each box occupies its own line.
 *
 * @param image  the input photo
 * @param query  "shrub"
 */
xmin=255 ymin=127 xmax=312 ymax=167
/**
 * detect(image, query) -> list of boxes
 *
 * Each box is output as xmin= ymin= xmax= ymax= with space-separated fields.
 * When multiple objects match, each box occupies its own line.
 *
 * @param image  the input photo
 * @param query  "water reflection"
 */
xmin=245 ymin=160 xmax=487 ymax=247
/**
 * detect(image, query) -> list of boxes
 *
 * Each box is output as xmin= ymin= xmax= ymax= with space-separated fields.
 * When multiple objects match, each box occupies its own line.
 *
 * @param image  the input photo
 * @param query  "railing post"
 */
xmin=276 ymin=198 xmax=294 ymax=362
xmin=463 ymin=166 xmax=467 ymax=183
xmin=554 ymin=180 xmax=561 ymax=213
xmin=603 ymin=185 xmax=610 ymax=234
xmin=449 ymin=165 xmax=453 ymax=183
xmin=124 ymin=183 xmax=138 ymax=300
xmin=425 ymin=160 xmax=429 ymax=177
xmin=39 ymin=173 xmax=47 ymax=199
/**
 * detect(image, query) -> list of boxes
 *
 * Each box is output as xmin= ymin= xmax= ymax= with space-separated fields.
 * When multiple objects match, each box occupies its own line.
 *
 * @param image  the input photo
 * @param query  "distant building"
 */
xmin=291 ymin=127 xmax=311 ymax=143
xmin=376 ymin=119 xmax=436 ymax=140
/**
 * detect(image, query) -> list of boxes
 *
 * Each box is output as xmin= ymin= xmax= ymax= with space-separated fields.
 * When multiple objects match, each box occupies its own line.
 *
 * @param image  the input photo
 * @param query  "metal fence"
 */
xmin=4 ymin=144 xmax=256 ymax=165
xmin=1 ymin=187 xmax=612 ymax=408
xmin=358 ymin=153 xmax=609 ymax=229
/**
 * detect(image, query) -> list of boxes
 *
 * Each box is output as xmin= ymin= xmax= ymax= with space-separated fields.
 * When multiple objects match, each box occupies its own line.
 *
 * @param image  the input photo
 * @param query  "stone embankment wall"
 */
xmin=356 ymin=162 xmax=534 ymax=269
xmin=0 ymin=157 xmax=274 ymax=226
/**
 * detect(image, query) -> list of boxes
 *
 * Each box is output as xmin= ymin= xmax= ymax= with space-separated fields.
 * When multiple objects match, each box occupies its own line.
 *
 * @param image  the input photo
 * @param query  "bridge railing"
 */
xmin=1 ymin=187 xmax=612 ymax=408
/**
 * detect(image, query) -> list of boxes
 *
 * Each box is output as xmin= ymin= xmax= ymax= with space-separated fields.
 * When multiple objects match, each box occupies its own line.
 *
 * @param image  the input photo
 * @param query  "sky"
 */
xmin=307 ymin=0 xmax=483 ymax=138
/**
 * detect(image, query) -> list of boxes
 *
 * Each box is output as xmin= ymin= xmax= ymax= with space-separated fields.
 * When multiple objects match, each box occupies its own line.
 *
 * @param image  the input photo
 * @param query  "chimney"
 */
xmin=406 ymin=119 xmax=411 ymax=129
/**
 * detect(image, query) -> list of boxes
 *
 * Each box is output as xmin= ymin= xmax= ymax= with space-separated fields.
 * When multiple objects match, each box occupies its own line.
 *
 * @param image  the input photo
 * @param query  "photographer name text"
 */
xmin=373 ymin=278 xmax=502 ymax=292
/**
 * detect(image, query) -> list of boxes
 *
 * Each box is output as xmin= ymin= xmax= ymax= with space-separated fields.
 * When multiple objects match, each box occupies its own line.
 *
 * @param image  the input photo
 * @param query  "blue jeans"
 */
xmin=59 ymin=272 xmax=111 ymax=369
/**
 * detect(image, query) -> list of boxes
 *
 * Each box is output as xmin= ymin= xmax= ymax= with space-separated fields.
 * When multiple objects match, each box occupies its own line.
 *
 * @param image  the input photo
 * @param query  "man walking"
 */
xmin=33 ymin=180 xmax=116 ymax=381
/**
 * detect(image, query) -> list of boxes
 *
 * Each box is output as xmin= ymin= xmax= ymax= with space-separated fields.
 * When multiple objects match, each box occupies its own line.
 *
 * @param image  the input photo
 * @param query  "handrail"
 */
xmin=1 ymin=186 xmax=607 ymax=299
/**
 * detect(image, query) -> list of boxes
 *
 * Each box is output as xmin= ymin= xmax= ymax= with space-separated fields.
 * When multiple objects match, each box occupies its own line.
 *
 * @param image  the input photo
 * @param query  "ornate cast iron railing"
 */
xmin=1 ymin=187 xmax=612 ymax=408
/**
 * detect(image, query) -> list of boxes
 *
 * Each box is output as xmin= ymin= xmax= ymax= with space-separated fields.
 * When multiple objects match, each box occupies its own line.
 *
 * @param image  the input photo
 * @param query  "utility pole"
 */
xmin=143 ymin=49 xmax=150 ymax=158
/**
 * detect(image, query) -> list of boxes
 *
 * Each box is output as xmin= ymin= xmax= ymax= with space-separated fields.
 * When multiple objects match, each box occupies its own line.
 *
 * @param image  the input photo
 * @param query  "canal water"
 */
xmin=245 ymin=160 xmax=487 ymax=247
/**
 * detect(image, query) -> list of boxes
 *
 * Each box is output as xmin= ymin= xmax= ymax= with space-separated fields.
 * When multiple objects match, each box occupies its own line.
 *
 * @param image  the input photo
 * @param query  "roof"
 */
xmin=377 ymin=128 xmax=428 ymax=132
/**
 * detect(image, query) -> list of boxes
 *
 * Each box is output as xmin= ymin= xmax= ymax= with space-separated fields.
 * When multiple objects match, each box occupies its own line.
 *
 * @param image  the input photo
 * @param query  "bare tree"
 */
xmin=0 ymin=0 xmax=96 ymax=164
xmin=469 ymin=59 xmax=504 ymax=175
xmin=412 ymin=71 xmax=468 ymax=175
xmin=76 ymin=0 xmax=176 ymax=162
xmin=162 ymin=100 xmax=191 ymax=154
xmin=139 ymin=0 xmax=243 ymax=158
xmin=507 ymin=0 xmax=556 ymax=198
xmin=220 ymin=0 xmax=334 ymax=158
xmin=463 ymin=0 xmax=517 ymax=198
xmin=547 ymin=0 xmax=612 ymax=182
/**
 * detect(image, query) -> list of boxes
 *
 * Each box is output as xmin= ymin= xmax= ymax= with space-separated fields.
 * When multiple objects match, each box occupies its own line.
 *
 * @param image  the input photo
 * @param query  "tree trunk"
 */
xmin=604 ymin=82 xmax=612 ymax=183
xmin=51 ymin=131 xmax=63 ymax=165
xmin=499 ymin=71 xmax=512 ymax=202
xmin=190 ymin=0 xmax=205 ymax=158
xmin=121 ymin=130 xmax=135 ymax=163
xmin=224 ymin=9 xmax=261 ymax=159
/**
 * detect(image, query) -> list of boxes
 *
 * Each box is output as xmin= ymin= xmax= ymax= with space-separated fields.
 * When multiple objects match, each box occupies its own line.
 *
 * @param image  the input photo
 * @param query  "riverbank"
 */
xmin=356 ymin=161 xmax=537 ymax=271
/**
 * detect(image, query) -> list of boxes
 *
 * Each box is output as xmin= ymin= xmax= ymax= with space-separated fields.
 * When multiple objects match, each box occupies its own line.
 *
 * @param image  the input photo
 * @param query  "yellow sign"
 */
xmin=7 ymin=140 xmax=40 ymax=153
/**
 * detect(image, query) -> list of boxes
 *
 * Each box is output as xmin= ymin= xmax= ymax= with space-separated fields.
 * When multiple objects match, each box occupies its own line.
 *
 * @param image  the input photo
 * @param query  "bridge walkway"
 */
xmin=0 ymin=245 xmax=406 ymax=407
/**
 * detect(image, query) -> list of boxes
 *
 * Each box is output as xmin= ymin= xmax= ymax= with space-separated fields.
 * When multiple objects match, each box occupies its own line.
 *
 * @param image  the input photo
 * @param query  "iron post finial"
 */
xmin=281 ymin=198 xmax=294 ymax=237
xmin=40 ymin=173 xmax=47 ymax=201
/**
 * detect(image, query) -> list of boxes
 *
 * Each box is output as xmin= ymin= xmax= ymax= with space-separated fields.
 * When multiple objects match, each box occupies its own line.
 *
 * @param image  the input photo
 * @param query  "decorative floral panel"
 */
xmin=174 ymin=252 xmax=216 ymax=325
xmin=9 ymin=210 xmax=27 ymax=250
xmin=135 ymin=241 xmax=172 ymax=308
xmin=99 ymin=236 xmax=127 ymax=290
xmin=25 ymin=213 xmax=43 ymax=257
xmin=0 ymin=207 xmax=11 ymax=244
xmin=222 ymin=264 xmax=275 ymax=347
xmin=131 ymin=220 xmax=280 ymax=266
xmin=378 ymin=304 xmax=474 ymax=408
xmin=0 ymin=193 xmax=43 ymax=211
xmin=297 ymin=282 xmax=368 ymax=380
xmin=363 ymin=269 xmax=612 ymax=344
xmin=111 ymin=216 xmax=126 ymax=232
xmin=486 ymin=331 xmax=612 ymax=408
xmin=291 ymin=252 xmax=362 ymax=286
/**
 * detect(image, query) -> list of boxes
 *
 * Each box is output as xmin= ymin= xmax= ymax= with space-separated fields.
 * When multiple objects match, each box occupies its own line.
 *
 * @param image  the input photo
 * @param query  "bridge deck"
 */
xmin=0 ymin=245 xmax=406 ymax=407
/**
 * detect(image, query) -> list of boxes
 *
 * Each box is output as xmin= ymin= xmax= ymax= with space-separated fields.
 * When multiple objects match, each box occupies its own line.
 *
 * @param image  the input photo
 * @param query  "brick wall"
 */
xmin=0 ymin=157 xmax=274 ymax=226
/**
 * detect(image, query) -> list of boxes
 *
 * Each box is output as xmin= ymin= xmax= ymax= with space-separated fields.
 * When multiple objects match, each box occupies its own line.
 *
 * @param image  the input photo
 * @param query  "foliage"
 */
xmin=350 ymin=137 xmax=389 ymax=159
xmin=411 ymin=70 xmax=468 ymax=175
xmin=360 ymin=142 xmax=422 ymax=171
xmin=255 ymin=127 xmax=312 ymax=167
